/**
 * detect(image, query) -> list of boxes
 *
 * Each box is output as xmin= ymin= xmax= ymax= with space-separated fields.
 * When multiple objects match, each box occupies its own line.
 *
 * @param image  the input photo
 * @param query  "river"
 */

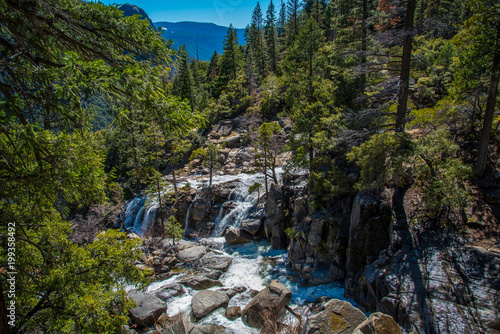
xmin=123 ymin=169 xmax=351 ymax=332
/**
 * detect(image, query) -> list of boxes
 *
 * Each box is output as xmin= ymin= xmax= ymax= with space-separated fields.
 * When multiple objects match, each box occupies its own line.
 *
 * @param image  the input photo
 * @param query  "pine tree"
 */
xmin=265 ymin=0 xmax=278 ymax=73
xmin=219 ymin=25 xmax=243 ymax=85
xmin=286 ymin=0 xmax=302 ymax=44
xmin=178 ymin=46 xmax=195 ymax=110
xmin=250 ymin=2 xmax=267 ymax=80
xmin=395 ymin=0 xmax=417 ymax=133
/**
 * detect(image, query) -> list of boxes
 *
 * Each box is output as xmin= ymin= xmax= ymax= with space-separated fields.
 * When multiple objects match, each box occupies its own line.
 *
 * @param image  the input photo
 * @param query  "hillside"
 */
xmin=154 ymin=21 xmax=246 ymax=61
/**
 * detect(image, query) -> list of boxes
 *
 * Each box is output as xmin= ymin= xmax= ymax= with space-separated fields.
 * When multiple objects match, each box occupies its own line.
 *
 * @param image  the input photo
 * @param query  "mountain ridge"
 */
xmin=154 ymin=21 xmax=246 ymax=61
xmin=118 ymin=4 xmax=246 ymax=61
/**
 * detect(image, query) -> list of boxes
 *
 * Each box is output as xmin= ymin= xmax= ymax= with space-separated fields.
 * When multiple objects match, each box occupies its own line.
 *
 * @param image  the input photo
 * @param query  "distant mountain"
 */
xmin=118 ymin=4 xmax=154 ymax=27
xmin=154 ymin=21 xmax=246 ymax=61
xmin=118 ymin=4 xmax=246 ymax=61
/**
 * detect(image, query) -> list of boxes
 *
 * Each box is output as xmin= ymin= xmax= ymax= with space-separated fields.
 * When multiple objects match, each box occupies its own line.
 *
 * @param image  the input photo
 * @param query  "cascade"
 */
xmin=122 ymin=168 xmax=351 ymax=332
xmin=184 ymin=203 xmax=193 ymax=230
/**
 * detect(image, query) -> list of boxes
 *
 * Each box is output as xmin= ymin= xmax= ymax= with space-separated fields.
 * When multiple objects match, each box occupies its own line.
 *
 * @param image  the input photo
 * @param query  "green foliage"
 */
xmin=285 ymin=227 xmax=298 ymax=240
xmin=260 ymin=74 xmax=286 ymax=118
xmin=347 ymin=132 xmax=414 ymax=190
xmin=249 ymin=182 xmax=262 ymax=195
xmin=190 ymin=147 xmax=207 ymax=162
xmin=166 ymin=215 xmax=184 ymax=246
xmin=348 ymin=130 xmax=471 ymax=224
xmin=1 ymin=223 xmax=145 ymax=333
xmin=413 ymin=129 xmax=472 ymax=223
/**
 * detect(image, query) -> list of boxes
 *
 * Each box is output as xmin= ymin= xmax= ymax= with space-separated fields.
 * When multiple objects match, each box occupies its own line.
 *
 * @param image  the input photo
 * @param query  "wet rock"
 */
xmin=204 ymin=269 xmax=223 ymax=280
xmin=176 ymin=245 xmax=207 ymax=263
xmin=224 ymin=226 xmax=252 ymax=245
xmin=190 ymin=324 xmax=226 ymax=334
xmin=161 ymin=315 xmax=193 ymax=334
xmin=225 ymin=306 xmax=242 ymax=320
xmin=191 ymin=290 xmax=229 ymax=320
xmin=218 ymin=286 xmax=247 ymax=299
xmin=179 ymin=276 xmax=223 ymax=290
xmin=154 ymin=283 xmax=185 ymax=302
xmin=192 ymin=197 xmax=212 ymax=222
xmin=241 ymin=218 xmax=262 ymax=235
xmin=352 ymin=312 xmax=402 ymax=334
xmin=264 ymin=183 xmax=286 ymax=249
xmin=200 ymin=253 xmax=233 ymax=272
xmin=127 ymin=290 xmax=167 ymax=328
xmin=303 ymin=299 xmax=367 ymax=334
xmin=241 ymin=279 xmax=292 ymax=328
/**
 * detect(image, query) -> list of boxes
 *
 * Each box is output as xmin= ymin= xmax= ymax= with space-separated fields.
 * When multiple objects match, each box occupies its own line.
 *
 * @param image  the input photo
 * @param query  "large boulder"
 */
xmin=241 ymin=218 xmax=262 ymax=235
xmin=225 ymin=306 xmax=242 ymax=320
xmin=302 ymin=299 xmax=367 ymax=334
xmin=127 ymin=290 xmax=167 ymax=328
xmin=241 ymin=280 xmax=292 ymax=328
xmin=352 ymin=312 xmax=402 ymax=334
xmin=161 ymin=316 xmax=193 ymax=334
xmin=179 ymin=276 xmax=223 ymax=290
xmin=199 ymin=253 xmax=233 ymax=272
xmin=191 ymin=290 xmax=229 ymax=320
xmin=213 ymin=120 xmax=233 ymax=137
xmin=154 ymin=283 xmax=185 ymax=302
xmin=220 ymin=134 xmax=241 ymax=148
xmin=176 ymin=245 xmax=207 ymax=263
xmin=224 ymin=226 xmax=252 ymax=245
xmin=190 ymin=324 xmax=226 ymax=334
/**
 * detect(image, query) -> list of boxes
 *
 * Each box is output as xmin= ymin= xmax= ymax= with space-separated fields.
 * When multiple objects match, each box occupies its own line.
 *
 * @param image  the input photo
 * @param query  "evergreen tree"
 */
xmin=265 ymin=0 xmax=279 ymax=73
xmin=395 ymin=0 xmax=417 ymax=133
xmin=178 ymin=46 xmax=195 ymax=110
xmin=286 ymin=0 xmax=302 ymax=44
xmin=221 ymin=24 xmax=242 ymax=82
xmin=250 ymin=2 xmax=267 ymax=80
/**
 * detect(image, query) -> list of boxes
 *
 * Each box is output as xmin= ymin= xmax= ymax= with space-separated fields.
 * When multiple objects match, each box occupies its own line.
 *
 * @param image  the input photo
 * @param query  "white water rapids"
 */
xmin=123 ymin=169 xmax=353 ymax=332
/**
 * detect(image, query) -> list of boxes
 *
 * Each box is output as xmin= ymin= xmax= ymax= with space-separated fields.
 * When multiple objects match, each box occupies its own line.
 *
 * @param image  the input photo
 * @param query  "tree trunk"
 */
xmin=476 ymin=22 xmax=500 ymax=176
xmin=156 ymin=178 xmax=164 ymax=231
xmin=0 ymin=284 xmax=10 ymax=334
xmin=264 ymin=150 xmax=269 ymax=199
xmin=395 ymin=0 xmax=417 ymax=133
xmin=172 ymin=169 xmax=178 ymax=202
xmin=209 ymin=159 xmax=213 ymax=188
xmin=360 ymin=0 xmax=368 ymax=94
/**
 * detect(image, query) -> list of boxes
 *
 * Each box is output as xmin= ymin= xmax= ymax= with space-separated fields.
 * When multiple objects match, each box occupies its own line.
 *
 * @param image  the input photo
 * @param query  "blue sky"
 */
xmin=99 ymin=0 xmax=273 ymax=28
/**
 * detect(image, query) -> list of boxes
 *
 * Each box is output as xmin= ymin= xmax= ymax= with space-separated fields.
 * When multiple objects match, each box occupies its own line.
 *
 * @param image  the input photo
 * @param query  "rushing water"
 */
xmin=124 ymin=168 xmax=351 ymax=332
xmin=145 ymin=239 xmax=348 ymax=332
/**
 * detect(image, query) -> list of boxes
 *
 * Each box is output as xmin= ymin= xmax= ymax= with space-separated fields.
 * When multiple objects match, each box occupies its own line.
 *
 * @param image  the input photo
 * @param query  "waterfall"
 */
xmin=124 ymin=196 xmax=146 ymax=232
xmin=185 ymin=203 xmax=193 ymax=230
xmin=210 ymin=171 xmax=274 ymax=237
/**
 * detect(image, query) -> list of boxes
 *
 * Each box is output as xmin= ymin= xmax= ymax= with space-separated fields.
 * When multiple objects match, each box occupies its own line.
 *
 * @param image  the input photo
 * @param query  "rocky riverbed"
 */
xmin=123 ymin=237 xmax=402 ymax=334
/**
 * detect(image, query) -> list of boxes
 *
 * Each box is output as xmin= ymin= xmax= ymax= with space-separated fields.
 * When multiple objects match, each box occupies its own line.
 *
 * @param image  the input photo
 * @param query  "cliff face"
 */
xmin=279 ymin=185 xmax=500 ymax=333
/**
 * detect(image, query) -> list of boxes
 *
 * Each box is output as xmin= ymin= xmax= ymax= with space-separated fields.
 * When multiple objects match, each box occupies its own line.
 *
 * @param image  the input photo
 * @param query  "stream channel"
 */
xmin=123 ymin=170 xmax=352 ymax=332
